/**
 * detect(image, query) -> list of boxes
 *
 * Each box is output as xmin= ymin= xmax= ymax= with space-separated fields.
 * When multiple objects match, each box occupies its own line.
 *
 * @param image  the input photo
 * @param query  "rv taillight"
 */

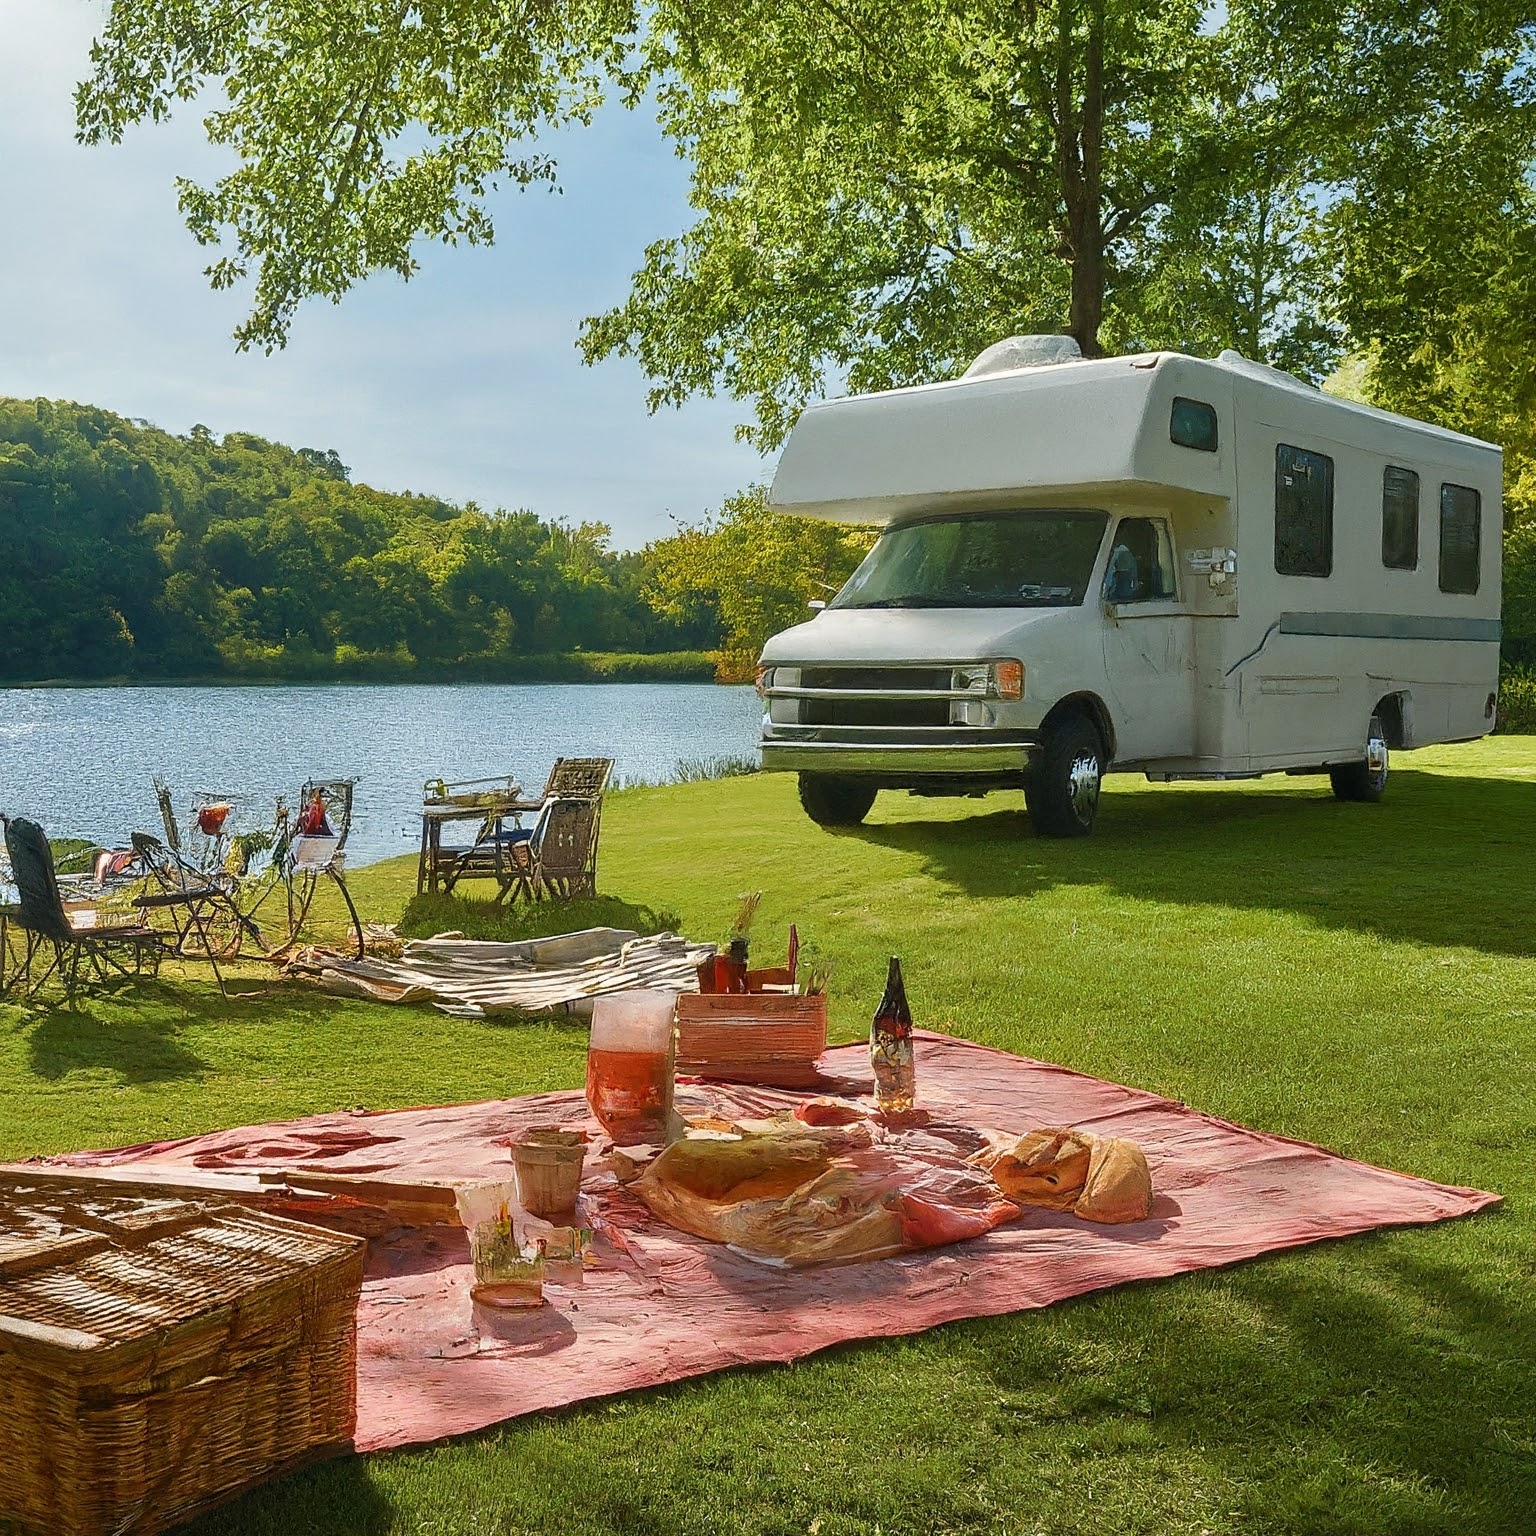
xmin=995 ymin=660 xmax=1024 ymax=700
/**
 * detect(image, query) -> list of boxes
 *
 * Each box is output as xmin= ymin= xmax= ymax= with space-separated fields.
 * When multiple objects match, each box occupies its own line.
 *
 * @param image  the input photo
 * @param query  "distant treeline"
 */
xmin=0 ymin=398 xmax=722 ymax=683
xmin=9 ymin=391 xmax=1535 ymax=699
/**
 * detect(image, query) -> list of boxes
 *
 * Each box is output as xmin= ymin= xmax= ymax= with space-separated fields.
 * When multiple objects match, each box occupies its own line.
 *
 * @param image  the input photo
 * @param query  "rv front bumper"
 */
xmin=760 ymin=732 xmax=1037 ymax=777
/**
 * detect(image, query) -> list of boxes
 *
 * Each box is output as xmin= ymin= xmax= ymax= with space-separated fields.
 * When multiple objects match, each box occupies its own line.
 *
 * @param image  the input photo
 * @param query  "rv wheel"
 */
xmin=1026 ymin=715 xmax=1103 ymax=837
xmin=1330 ymin=715 xmax=1390 ymax=803
xmin=798 ymin=773 xmax=877 ymax=827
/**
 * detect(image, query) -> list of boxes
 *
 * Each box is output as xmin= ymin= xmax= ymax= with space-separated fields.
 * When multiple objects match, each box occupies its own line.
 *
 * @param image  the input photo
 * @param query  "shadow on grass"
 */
xmin=180 ymin=1448 xmax=396 ymax=1536
xmin=399 ymin=892 xmax=683 ymax=944
xmin=22 ymin=985 xmax=212 ymax=1083
xmin=853 ymin=768 xmax=1536 ymax=956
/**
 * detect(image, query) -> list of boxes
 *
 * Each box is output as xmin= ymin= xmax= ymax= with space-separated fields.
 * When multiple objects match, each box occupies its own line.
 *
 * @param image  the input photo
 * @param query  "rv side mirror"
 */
xmin=808 ymin=599 xmax=827 ymax=612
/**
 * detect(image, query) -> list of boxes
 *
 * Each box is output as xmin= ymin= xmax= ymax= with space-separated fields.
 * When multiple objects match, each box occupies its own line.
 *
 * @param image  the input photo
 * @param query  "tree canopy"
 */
xmin=75 ymin=2 xmax=1536 ymax=452
xmin=60 ymin=1 xmax=1536 ymax=684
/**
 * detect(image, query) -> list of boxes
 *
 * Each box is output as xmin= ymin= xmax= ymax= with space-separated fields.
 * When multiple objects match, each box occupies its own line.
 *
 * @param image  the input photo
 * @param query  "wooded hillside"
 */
xmin=0 ymin=397 xmax=720 ymax=682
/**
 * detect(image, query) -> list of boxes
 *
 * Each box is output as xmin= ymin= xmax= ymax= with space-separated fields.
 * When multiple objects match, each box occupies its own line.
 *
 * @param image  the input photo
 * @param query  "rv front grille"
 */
xmin=798 ymin=696 xmax=951 ymax=728
xmin=799 ymin=666 xmax=952 ymax=693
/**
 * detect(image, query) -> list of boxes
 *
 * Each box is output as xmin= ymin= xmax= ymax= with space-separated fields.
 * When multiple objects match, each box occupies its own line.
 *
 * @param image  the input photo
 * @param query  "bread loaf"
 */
xmin=1073 ymin=1136 xmax=1153 ymax=1224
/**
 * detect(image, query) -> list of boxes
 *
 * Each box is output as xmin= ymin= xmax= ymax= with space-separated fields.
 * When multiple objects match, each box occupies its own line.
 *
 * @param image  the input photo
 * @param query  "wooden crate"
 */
xmin=0 ymin=1173 xmax=365 ymax=1536
xmin=674 ymin=992 xmax=829 ymax=1087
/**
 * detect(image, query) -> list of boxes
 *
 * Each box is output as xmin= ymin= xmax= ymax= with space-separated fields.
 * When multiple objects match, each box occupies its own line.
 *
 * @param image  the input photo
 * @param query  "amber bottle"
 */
xmin=870 ymin=956 xmax=915 ymax=1111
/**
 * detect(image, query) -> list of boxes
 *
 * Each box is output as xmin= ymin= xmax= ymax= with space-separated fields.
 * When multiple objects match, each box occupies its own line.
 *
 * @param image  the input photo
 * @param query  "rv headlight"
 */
xmin=951 ymin=662 xmax=1024 ymax=700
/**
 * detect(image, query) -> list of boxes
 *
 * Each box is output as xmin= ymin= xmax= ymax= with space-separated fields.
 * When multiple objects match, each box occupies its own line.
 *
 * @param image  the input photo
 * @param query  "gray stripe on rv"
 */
xmin=1279 ymin=612 xmax=1502 ymax=642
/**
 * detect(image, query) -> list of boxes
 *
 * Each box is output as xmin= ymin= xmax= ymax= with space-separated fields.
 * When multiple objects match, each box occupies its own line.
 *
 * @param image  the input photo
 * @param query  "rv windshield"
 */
xmin=831 ymin=509 xmax=1110 ymax=610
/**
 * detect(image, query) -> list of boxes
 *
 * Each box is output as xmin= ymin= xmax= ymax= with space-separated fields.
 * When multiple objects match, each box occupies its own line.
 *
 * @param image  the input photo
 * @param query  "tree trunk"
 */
xmin=1056 ymin=0 xmax=1106 ymax=356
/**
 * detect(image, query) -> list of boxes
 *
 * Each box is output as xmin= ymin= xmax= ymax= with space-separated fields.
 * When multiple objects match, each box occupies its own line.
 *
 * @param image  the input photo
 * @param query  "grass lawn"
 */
xmin=3 ymin=741 xmax=1534 ymax=1535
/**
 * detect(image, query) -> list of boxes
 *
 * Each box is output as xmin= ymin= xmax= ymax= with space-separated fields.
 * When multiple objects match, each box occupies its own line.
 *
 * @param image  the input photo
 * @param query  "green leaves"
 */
xmin=79 ymin=0 xmax=641 ymax=350
xmin=72 ymin=0 xmax=1536 ymax=457
xmin=642 ymin=487 xmax=874 ymax=679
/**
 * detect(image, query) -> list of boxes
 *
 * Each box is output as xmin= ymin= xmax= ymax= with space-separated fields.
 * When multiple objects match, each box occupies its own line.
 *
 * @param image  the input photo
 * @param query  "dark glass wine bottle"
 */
xmin=870 ymin=955 xmax=915 ymax=1111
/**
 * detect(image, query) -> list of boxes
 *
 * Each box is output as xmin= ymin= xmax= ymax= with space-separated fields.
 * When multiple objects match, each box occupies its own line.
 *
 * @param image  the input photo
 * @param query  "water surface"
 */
xmin=0 ymin=683 xmax=760 ymax=867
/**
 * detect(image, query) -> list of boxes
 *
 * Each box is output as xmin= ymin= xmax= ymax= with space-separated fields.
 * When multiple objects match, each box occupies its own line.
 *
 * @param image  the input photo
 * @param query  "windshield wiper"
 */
xmin=840 ymin=596 xmax=957 ymax=610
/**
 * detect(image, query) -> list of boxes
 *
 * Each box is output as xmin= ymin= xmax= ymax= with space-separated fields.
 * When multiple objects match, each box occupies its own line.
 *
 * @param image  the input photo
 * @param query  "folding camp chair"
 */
xmin=0 ymin=816 xmax=172 ymax=1004
xmin=129 ymin=832 xmax=241 ymax=977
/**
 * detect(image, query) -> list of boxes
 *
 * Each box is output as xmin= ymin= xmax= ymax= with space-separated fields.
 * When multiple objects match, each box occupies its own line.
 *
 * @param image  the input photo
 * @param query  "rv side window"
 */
xmin=1439 ymin=484 xmax=1481 ymax=594
xmin=1104 ymin=518 xmax=1178 ymax=603
xmin=1274 ymin=445 xmax=1334 ymax=578
xmin=1382 ymin=466 xmax=1420 ymax=570
xmin=1170 ymin=398 xmax=1218 ymax=452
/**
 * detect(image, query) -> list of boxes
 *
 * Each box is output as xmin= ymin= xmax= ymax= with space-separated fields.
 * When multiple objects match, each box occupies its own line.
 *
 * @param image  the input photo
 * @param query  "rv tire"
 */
xmin=1330 ymin=715 xmax=1389 ymax=803
xmin=1026 ymin=714 xmax=1104 ymax=837
xmin=798 ymin=773 xmax=877 ymax=827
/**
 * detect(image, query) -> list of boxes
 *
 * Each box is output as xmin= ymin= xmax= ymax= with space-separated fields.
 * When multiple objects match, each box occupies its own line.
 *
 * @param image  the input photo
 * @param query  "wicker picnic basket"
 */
xmin=0 ymin=1173 xmax=365 ymax=1536
xmin=674 ymin=992 xmax=829 ymax=1087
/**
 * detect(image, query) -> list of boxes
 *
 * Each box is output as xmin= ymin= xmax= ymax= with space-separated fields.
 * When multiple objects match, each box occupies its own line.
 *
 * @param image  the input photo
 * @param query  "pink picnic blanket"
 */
xmin=37 ymin=1034 xmax=1498 ymax=1453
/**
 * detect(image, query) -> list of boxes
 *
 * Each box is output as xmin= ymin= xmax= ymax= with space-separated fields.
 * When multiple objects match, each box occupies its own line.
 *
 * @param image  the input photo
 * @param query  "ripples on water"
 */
xmin=0 ymin=683 xmax=761 ymax=866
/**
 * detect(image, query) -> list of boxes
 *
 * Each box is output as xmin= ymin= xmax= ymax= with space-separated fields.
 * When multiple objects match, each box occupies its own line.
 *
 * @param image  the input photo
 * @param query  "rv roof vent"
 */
xmin=1217 ymin=348 xmax=1319 ymax=392
xmin=962 ymin=334 xmax=1082 ymax=378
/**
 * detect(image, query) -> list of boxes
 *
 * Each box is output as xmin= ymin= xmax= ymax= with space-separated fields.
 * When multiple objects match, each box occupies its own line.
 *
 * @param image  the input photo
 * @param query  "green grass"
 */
xmin=3 ymin=743 xmax=1535 ymax=1534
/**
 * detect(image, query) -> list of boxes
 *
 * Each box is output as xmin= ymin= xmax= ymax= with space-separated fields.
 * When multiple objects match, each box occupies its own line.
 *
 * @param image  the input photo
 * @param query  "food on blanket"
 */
xmin=733 ymin=1112 xmax=875 ymax=1155
xmin=643 ymin=1132 xmax=832 ymax=1203
xmin=870 ymin=956 xmax=916 ymax=1112
xmin=686 ymin=1111 xmax=744 ymax=1134
xmin=632 ymin=1127 xmax=1018 ymax=1268
xmin=793 ymin=1097 xmax=866 ymax=1127
xmin=1073 ymin=1137 xmax=1153 ymax=1224
xmin=605 ymin=1144 xmax=662 ymax=1183
xmin=896 ymin=1164 xmax=1020 ymax=1248
xmin=974 ymin=1127 xmax=1153 ymax=1223
xmin=980 ymin=1128 xmax=1095 ymax=1210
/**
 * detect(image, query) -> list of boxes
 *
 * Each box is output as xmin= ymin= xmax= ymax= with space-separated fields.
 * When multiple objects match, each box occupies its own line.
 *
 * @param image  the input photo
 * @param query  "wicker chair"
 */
xmin=0 ymin=816 xmax=169 ymax=1003
xmin=499 ymin=796 xmax=604 ymax=904
xmin=542 ymin=757 xmax=615 ymax=800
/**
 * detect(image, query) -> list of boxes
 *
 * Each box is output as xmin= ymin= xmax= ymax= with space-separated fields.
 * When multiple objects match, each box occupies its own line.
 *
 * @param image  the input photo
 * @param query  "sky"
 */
xmin=0 ymin=0 xmax=771 ymax=549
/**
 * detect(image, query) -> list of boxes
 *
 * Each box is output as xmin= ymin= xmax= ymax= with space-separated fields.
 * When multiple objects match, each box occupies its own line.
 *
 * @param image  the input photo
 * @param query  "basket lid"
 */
xmin=0 ymin=1173 xmax=362 ymax=1357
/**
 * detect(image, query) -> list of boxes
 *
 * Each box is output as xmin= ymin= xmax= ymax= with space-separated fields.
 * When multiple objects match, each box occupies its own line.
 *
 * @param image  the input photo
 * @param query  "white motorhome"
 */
xmin=757 ymin=339 xmax=1502 ymax=835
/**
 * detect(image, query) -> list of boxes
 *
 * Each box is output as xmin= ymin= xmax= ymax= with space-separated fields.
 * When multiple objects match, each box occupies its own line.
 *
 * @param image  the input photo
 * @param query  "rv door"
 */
xmin=1100 ymin=515 xmax=1196 ymax=763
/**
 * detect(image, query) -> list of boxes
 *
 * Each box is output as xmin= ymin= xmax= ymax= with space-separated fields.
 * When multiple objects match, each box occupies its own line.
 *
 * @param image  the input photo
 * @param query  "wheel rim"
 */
xmin=1367 ymin=725 xmax=1389 ymax=789
xmin=1068 ymin=751 xmax=1101 ymax=823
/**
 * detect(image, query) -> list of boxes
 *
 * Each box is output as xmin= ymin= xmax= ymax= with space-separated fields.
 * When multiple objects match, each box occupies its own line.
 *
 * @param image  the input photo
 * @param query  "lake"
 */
xmin=0 ymin=683 xmax=761 ymax=867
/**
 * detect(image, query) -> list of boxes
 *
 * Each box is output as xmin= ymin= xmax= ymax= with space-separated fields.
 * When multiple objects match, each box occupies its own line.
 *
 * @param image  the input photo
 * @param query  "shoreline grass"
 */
xmin=2 ymin=740 xmax=1533 ymax=1533
xmin=0 ymin=651 xmax=721 ymax=690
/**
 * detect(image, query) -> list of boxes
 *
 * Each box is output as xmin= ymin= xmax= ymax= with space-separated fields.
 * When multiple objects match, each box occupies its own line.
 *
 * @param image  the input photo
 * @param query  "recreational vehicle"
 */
xmin=757 ymin=339 xmax=1502 ymax=835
